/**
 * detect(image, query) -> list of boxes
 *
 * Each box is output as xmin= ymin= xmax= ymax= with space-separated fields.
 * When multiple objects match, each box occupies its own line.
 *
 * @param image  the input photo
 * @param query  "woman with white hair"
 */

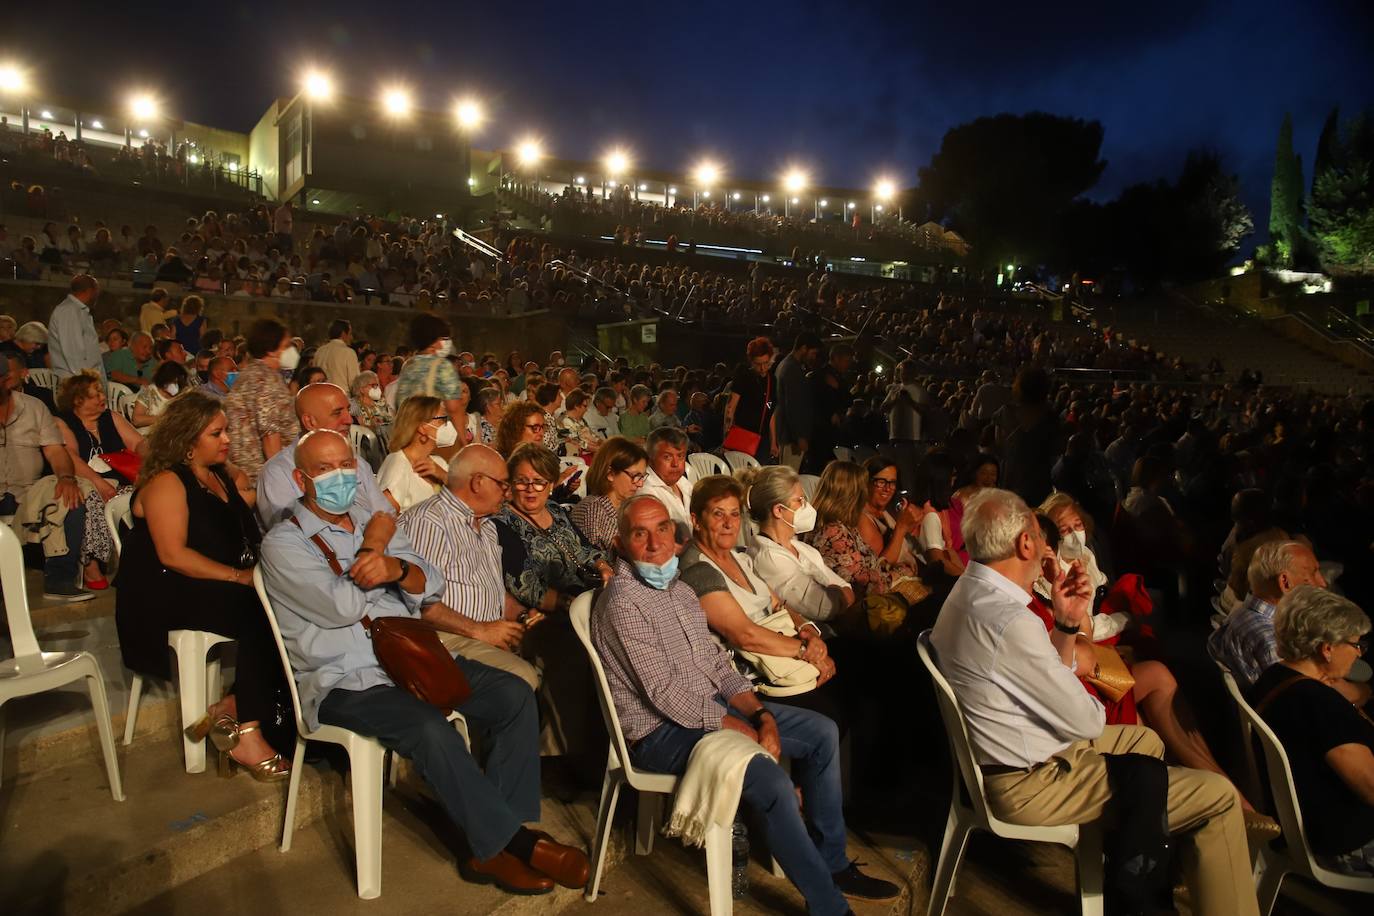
xmin=1248 ymin=585 xmax=1374 ymax=875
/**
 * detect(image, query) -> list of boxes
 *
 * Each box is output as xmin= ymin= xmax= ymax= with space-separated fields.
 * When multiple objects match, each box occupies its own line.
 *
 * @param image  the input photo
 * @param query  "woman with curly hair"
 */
xmin=114 ymin=391 xmax=292 ymax=780
xmin=494 ymin=400 xmax=550 ymax=458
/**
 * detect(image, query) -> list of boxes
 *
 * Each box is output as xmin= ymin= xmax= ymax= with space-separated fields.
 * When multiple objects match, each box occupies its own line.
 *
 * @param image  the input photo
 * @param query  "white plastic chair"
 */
xmin=917 ymin=631 xmax=1102 ymax=916
xmin=798 ymin=474 xmax=821 ymax=503
xmin=27 ymin=368 xmax=58 ymax=392
xmin=253 ymin=568 xmax=469 ymax=899
xmin=348 ymin=424 xmax=381 ymax=470
xmin=106 ymin=382 xmax=136 ymax=420
xmin=723 ymin=450 xmax=760 ymax=473
xmin=106 ymin=490 xmax=234 ymax=769
xmin=570 ymin=590 xmax=738 ymax=914
xmin=0 ymin=524 xmax=125 ymax=800
xmin=832 ymin=446 xmax=852 ymax=462
xmin=560 ymin=455 xmax=589 ymax=499
xmin=1222 ymin=669 xmax=1374 ymax=913
xmin=687 ymin=452 xmax=730 ymax=480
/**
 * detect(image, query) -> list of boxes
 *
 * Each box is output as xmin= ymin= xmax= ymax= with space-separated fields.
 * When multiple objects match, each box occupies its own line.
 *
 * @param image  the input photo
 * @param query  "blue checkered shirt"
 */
xmin=1208 ymin=594 xmax=1278 ymax=687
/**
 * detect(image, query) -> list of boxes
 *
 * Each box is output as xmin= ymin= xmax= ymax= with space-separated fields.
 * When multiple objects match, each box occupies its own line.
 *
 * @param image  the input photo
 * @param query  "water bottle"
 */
xmin=731 ymin=817 xmax=749 ymax=900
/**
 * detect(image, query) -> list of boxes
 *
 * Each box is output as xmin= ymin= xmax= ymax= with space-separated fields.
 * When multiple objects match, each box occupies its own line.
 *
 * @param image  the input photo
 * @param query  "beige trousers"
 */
xmin=984 ymin=725 xmax=1258 ymax=916
xmin=437 ymin=631 xmax=540 ymax=692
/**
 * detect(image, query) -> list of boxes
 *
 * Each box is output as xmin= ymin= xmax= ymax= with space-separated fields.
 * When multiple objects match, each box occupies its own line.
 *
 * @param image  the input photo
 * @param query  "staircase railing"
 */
xmin=451 ymin=227 xmax=502 ymax=263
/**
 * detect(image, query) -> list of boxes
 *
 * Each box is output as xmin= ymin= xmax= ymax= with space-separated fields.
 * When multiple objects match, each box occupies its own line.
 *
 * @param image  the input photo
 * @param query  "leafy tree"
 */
xmin=1267 ymin=114 xmax=1305 ymax=266
xmin=1308 ymin=110 xmax=1374 ymax=276
xmin=1313 ymin=106 xmax=1340 ymax=194
xmin=917 ymin=112 xmax=1107 ymax=266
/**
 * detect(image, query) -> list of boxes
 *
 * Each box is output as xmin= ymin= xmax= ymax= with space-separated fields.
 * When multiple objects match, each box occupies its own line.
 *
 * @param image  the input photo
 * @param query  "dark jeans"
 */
xmin=1 ymin=490 xmax=86 ymax=588
xmin=318 ymin=656 xmax=540 ymax=861
xmin=631 ymin=702 xmax=850 ymax=916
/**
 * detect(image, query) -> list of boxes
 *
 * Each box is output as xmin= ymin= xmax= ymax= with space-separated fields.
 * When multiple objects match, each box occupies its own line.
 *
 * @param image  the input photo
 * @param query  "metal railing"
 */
xmin=451 ymin=227 xmax=502 ymax=263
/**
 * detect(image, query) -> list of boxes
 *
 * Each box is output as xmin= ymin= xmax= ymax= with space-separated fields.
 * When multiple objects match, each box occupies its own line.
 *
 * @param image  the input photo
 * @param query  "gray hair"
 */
xmin=1273 ymin=585 xmax=1369 ymax=662
xmin=16 ymin=320 xmax=48 ymax=345
xmin=475 ymin=386 xmax=503 ymax=414
xmin=739 ymin=464 xmax=800 ymax=524
xmin=961 ymin=487 xmax=1035 ymax=563
xmin=647 ymin=425 xmax=689 ymax=453
xmin=593 ymin=386 xmax=617 ymax=406
xmin=617 ymin=493 xmax=670 ymax=543
xmin=1248 ymin=540 xmax=1303 ymax=598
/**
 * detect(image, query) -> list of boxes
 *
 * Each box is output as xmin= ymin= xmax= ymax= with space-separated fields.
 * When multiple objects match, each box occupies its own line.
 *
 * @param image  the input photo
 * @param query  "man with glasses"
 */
xmin=399 ymin=444 xmax=540 ymax=690
xmin=586 ymin=387 xmax=621 ymax=438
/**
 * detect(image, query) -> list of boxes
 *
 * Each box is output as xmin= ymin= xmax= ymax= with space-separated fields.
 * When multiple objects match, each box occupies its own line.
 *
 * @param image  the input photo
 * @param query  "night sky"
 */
xmin=11 ymin=0 xmax=1374 ymax=219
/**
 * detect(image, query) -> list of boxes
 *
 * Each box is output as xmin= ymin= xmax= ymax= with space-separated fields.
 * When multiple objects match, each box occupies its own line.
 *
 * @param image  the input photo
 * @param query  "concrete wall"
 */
xmin=0 ymin=280 xmax=567 ymax=356
xmin=247 ymin=102 xmax=281 ymax=201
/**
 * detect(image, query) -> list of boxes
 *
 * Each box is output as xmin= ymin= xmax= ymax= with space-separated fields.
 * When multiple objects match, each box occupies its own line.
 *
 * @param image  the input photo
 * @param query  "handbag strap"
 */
xmin=289 ymin=515 xmax=375 ymax=633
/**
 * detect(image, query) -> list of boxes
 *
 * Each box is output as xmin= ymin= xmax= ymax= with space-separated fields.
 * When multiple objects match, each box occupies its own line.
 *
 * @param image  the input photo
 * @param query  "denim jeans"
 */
xmin=318 ymin=656 xmax=541 ymax=861
xmin=631 ymin=702 xmax=850 ymax=916
xmin=2 ymin=491 xmax=86 ymax=589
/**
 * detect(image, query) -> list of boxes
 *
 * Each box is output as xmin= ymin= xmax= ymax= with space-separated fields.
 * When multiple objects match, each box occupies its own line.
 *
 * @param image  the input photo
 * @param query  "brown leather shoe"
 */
xmin=463 ymin=851 xmax=554 ymax=895
xmin=527 ymin=832 xmax=590 ymax=889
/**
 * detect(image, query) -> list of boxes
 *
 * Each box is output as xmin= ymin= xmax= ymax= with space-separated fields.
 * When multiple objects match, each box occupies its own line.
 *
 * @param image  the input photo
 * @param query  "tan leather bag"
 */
xmin=1081 ymin=637 xmax=1135 ymax=703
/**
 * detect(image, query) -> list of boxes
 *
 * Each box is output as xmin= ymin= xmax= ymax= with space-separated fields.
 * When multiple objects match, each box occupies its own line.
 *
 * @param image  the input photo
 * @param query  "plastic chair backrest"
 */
xmin=349 ymin=424 xmax=377 ymax=454
xmin=0 ymin=524 xmax=41 ymax=658
xmin=1223 ymin=668 xmax=1319 ymax=876
xmin=105 ymin=490 xmax=133 ymax=558
xmin=687 ymin=452 xmax=728 ymax=481
xmin=569 ymin=589 xmax=637 ymax=780
xmin=252 ymin=567 xmax=311 ymax=737
xmin=28 ymin=368 xmax=58 ymax=392
xmin=799 ymin=474 xmax=821 ymax=503
xmin=106 ymin=382 xmax=135 ymax=420
xmin=560 ymin=456 xmax=589 ymax=499
xmin=723 ymin=450 xmax=760 ymax=472
xmin=917 ymin=630 xmax=997 ymax=826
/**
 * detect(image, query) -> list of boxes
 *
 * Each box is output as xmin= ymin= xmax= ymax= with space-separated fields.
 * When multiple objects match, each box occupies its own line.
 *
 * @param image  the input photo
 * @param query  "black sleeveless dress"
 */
xmin=114 ymin=464 xmax=290 ymax=749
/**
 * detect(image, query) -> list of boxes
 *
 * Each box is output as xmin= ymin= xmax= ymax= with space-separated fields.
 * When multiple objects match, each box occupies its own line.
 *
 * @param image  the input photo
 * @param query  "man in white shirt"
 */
xmin=586 ymin=387 xmax=620 ymax=438
xmin=312 ymin=318 xmax=360 ymax=391
xmin=48 ymin=275 xmax=106 ymax=381
xmin=880 ymin=359 xmax=930 ymax=491
xmin=931 ymin=488 xmax=1257 ymax=916
xmin=639 ymin=427 xmax=693 ymax=535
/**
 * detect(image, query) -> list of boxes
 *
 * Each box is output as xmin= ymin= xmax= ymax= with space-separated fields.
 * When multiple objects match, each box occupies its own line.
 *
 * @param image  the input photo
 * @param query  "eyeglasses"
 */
xmin=525 ymin=423 xmax=546 ymax=433
xmin=512 ymin=477 xmax=550 ymax=492
xmin=1342 ymin=639 xmax=1368 ymax=656
xmin=619 ymin=470 xmax=649 ymax=485
xmin=472 ymin=473 xmax=510 ymax=494
xmin=871 ymin=478 xmax=898 ymax=490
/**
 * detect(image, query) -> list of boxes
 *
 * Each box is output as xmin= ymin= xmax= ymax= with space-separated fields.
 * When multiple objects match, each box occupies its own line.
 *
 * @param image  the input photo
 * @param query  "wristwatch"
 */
xmin=1053 ymin=619 xmax=1080 ymax=635
xmin=747 ymin=708 xmax=773 ymax=730
xmin=393 ymin=558 xmax=412 ymax=583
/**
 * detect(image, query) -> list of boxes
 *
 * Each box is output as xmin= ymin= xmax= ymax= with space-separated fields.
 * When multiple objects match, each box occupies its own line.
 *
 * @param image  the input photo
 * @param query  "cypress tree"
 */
xmin=1268 ymin=114 xmax=1303 ymax=265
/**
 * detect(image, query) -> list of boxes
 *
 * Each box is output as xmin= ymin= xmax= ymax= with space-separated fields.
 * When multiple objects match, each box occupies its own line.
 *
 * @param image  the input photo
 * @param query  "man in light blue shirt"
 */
xmin=257 ymin=382 xmax=388 ymax=528
xmin=260 ymin=429 xmax=588 ymax=894
xmin=48 ymin=274 xmax=106 ymax=381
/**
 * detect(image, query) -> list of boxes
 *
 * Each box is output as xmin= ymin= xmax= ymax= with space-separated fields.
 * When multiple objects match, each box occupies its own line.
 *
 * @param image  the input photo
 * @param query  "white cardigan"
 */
xmin=748 ymin=531 xmax=850 ymax=623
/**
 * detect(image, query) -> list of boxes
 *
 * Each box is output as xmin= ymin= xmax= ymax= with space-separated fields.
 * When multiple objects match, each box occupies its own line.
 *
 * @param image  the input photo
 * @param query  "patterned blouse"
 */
xmin=809 ymin=520 xmax=917 ymax=597
xmin=494 ymin=502 xmax=608 ymax=607
xmin=541 ymin=409 xmax=561 ymax=452
xmin=224 ymin=357 xmax=298 ymax=484
xmin=570 ymin=494 xmax=618 ymax=551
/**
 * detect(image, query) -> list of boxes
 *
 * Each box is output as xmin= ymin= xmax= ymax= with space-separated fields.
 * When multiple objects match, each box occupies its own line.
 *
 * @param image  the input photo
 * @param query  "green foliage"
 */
xmin=1308 ymin=110 xmax=1374 ymax=276
xmin=1268 ymin=114 xmax=1305 ymax=267
xmin=917 ymin=112 xmax=1107 ymax=266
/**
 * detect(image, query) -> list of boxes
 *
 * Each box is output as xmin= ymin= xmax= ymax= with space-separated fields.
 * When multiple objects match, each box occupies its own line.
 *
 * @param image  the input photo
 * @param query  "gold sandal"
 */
xmin=216 ymin=724 xmax=291 ymax=783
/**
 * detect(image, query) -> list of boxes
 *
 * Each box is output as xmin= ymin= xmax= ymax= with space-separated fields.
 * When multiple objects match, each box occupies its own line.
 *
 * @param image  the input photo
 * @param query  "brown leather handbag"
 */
xmin=292 ymin=518 xmax=471 ymax=711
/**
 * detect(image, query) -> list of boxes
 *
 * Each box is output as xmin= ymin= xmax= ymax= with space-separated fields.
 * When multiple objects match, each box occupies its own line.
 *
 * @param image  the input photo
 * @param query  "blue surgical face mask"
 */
xmin=310 ymin=467 xmax=358 ymax=514
xmin=634 ymin=555 xmax=679 ymax=590
xmin=225 ymin=371 xmax=238 ymax=388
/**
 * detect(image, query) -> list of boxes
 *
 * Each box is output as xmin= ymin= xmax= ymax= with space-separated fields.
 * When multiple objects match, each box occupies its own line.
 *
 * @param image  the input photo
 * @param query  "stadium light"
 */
xmin=847 ymin=201 xmax=855 ymax=208
xmin=381 ymin=86 xmax=411 ymax=118
xmin=574 ymin=175 xmax=585 ymax=184
xmin=0 ymin=63 xmax=28 ymax=94
xmin=668 ymin=186 xmax=677 ymax=194
xmin=138 ymin=129 xmax=149 ymax=138
xmin=454 ymin=97 xmax=483 ymax=130
xmin=39 ymin=109 xmax=52 ymax=119
xmin=604 ymin=149 xmax=630 ymax=177
xmin=129 ymin=93 xmax=159 ymax=121
xmin=732 ymin=192 xmax=741 ymax=201
xmin=790 ymin=197 xmax=800 ymax=204
xmin=303 ymin=69 xmax=333 ymax=101
xmin=874 ymin=178 xmax=897 ymax=201
xmin=782 ymin=168 xmax=808 ymax=194
xmin=693 ymin=161 xmax=720 ymax=188
xmin=819 ymin=199 xmax=828 ymax=208
xmin=516 ymin=138 xmax=543 ymax=167
xmin=761 ymin=194 xmax=770 ymax=203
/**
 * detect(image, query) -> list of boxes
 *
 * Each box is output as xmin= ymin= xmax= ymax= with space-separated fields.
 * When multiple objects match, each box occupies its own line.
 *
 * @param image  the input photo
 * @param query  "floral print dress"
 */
xmin=809 ymin=521 xmax=917 ymax=597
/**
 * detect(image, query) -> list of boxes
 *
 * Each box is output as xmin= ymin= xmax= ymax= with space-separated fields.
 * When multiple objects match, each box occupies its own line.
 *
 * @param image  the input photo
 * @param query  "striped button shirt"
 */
xmin=398 ymin=487 xmax=505 ymax=623
xmin=591 ymin=558 xmax=754 ymax=742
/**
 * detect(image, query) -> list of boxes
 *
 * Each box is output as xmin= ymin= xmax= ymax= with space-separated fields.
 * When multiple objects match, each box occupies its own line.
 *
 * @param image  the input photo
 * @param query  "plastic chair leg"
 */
xmin=85 ymin=670 xmax=125 ymax=802
xmin=585 ymin=769 xmax=623 ymax=902
xmin=0 ymin=702 xmax=8 ymax=786
xmin=123 ymin=674 xmax=143 ymax=745
xmin=635 ymin=791 xmax=662 ymax=855
xmin=928 ymin=806 xmax=974 ymax=916
xmin=206 ymin=657 xmax=222 ymax=705
xmin=704 ymin=821 xmax=733 ymax=916
xmin=280 ymin=737 xmax=307 ymax=852
xmin=350 ymin=742 xmax=385 ymax=899
xmin=1256 ymin=858 xmax=1287 ymax=916
xmin=175 ymin=647 xmax=208 ymax=773
xmin=1074 ymin=826 xmax=1103 ymax=916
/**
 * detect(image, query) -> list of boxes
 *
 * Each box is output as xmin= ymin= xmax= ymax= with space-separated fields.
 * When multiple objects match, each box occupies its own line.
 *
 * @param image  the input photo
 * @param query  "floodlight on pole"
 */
xmin=693 ymin=161 xmax=720 ymax=188
xmin=129 ymin=93 xmax=158 ymax=122
xmin=454 ymin=97 xmax=484 ymax=131
xmin=381 ymin=86 xmax=412 ymax=118
xmin=604 ymin=149 xmax=630 ymax=178
xmin=874 ymin=178 xmax=897 ymax=201
xmin=0 ymin=63 xmax=27 ymax=95
xmin=516 ymin=138 xmax=544 ymax=168
xmin=303 ymin=69 xmax=333 ymax=101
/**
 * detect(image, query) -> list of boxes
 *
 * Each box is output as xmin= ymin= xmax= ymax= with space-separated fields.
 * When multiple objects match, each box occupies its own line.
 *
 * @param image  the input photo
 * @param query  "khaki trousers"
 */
xmin=437 ymin=631 xmax=540 ymax=692
xmin=984 ymin=725 xmax=1258 ymax=916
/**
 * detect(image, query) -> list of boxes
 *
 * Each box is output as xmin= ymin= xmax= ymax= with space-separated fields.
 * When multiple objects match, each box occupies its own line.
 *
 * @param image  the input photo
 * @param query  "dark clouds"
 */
xmin=9 ymin=0 xmax=1373 ymax=217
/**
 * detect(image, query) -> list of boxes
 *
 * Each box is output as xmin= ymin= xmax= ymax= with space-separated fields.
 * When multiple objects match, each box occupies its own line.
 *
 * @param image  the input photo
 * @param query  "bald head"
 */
xmin=294 ymin=428 xmax=353 ymax=472
xmin=295 ymin=382 xmax=352 ymax=434
xmin=447 ymin=444 xmax=507 ymax=517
